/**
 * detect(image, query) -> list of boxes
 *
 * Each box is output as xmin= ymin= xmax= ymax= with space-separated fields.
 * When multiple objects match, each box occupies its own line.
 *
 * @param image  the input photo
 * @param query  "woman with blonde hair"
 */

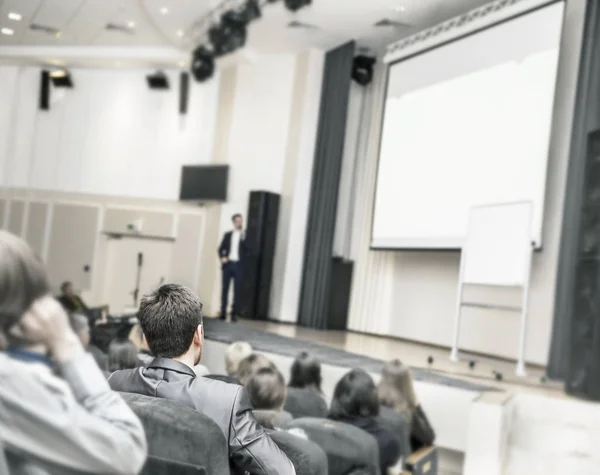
xmin=378 ymin=359 xmax=435 ymax=451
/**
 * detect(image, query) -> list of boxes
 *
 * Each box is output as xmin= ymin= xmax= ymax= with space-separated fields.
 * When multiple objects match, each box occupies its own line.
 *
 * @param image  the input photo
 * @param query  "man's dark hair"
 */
xmin=329 ymin=369 xmax=380 ymax=419
xmin=0 ymin=231 xmax=50 ymax=335
xmin=138 ymin=284 xmax=203 ymax=358
xmin=231 ymin=213 xmax=242 ymax=221
xmin=289 ymin=351 xmax=322 ymax=391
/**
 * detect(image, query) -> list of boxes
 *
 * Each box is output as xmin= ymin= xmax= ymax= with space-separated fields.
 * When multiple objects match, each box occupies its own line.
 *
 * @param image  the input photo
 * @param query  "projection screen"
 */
xmin=371 ymin=2 xmax=564 ymax=249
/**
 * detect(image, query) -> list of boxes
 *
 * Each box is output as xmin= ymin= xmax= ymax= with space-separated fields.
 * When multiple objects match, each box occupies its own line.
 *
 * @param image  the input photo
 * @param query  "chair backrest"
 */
xmin=267 ymin=429 xmax=328 ymax=475
xmin=120 ymin=392 xmax=229 ymax=474
xmin=141 ymin=455 xmax=207 ymax=475
xmin=285 ymin=418 xmax=380 ymax=475
xmin=284 ymin=387 xmax=328 ymax=419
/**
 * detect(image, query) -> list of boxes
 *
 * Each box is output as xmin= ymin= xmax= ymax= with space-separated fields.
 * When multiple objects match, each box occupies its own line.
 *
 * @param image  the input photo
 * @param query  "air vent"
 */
xmin=106 ymin=23 xmax=134 ymax=34
xmin=374 ymin=18 xmax=412 ymax=28
xmin=287 ymin=20 xmax=319 ymax=30
xmin=30 ymin=23 xmax=60 ymax=35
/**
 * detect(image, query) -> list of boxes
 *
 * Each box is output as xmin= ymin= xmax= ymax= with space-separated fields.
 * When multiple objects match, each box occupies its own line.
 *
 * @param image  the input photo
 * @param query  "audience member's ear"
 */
xmin=194 ymin=324 xmax=203 ymax=346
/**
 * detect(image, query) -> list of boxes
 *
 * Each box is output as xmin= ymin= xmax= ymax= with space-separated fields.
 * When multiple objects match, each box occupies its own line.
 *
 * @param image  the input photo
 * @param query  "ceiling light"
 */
xmin=8 ymin=12 xmax=22 ymax=21
xmin=127 ymin=21 xmax=135 ymax=28
xmin=160 ymin=7 xmax=168 ymax=14
xmin=393 ymin=5 xmax=406 ymax=12
xmin=178 ymin=60 xmax=186 ymax=67
xmin=177 ymin=29 xmax=184 ymax=37
xmin=1 ymin=27 xmax=14 ymax=35
xmin=191 ymin=46 xmax=215 ymax=82
xmin=55 ymin=31 xmax=62 ymax=38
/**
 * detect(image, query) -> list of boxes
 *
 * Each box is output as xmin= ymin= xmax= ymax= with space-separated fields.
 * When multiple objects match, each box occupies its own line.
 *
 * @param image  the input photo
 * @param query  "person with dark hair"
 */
xmin=70 ymin=312 xmax=108 ymax=370
xmin=329 ymin=369 xmax=402 ymax=475
xmin=285 ymin=352 xmax=328 ymax=419
xmin=57 ymin=280 xmax=90 ymax=314
xmin=289 ymin=351 xmax=322 ymax=391
xmin=246 ymin=367 xmax=293 ymax=429
xmin=108 ymin=284 xmax=295 ymax=475
xmin=237 ymin=352 xmax=276 ymax=385
xmin=0 ymin=231 xmax=147 ymax=474
xmin=378 ymin=359 xmax=435 ymax=452
xmin=217 ymin=213 xmax=250 ymax=322
xmin=108 ymin=338 xmax=139 ymax=372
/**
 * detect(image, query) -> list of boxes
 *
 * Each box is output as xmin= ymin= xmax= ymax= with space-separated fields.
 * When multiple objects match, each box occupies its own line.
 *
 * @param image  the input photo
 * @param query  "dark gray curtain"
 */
xmin=548 ymin=0 xmax=596 ymax=380
xmin=298 ymin=41 xmax=355 ymax=329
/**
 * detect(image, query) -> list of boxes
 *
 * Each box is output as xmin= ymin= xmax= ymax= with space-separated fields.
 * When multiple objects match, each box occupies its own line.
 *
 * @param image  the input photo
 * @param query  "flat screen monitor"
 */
xmin=179 ymin=165 xmax=229 ymax=202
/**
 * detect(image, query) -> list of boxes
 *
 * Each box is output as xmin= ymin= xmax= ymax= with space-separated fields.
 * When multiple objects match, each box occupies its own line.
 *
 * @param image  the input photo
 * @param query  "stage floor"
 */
xmin=211 ymin=317 xmax=564 ymax=397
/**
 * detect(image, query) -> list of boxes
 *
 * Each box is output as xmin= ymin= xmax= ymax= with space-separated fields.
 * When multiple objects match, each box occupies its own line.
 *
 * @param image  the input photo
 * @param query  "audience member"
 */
xmin=246 ymin=367 xmax=293 ymax=429
xmin=286 ymin=352 xmax=328 ymax=418
xmin=70 ymin=311 xmax=108 ymax=370
xmin=378 ymin=360 xmax=435 ymax=451
xmin=108 ymin=284 xmax=295 ymax=475
xmin=57 ymin=280 xmax=89 ymax=314
xmin=0 ymin=231 xmax=147 ymax=474
xmin=108 ymin=338 xmax=139 ymax=372
xmin=329 ymin=369 xmax=402 ymax=475
xmin=238 ymin=352 xmax=276 ymax=385
xmin=226 ymin=340 xmax=253 ymax=376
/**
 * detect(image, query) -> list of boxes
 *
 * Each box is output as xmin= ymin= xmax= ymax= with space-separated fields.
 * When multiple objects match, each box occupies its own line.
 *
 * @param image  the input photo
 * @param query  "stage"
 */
xmin=202 ymin=318 xmax=600 ymax=475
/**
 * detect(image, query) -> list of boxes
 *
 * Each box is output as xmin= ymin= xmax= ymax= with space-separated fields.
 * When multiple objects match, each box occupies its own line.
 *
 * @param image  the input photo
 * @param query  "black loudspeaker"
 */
xmin=239 ymin=191 xmax=280 ymax=320
xmin=327 ymin=258 xmax=354 ymax=330
xmin=179 ymin=72 xmax=189 ymax=115
xmin=40 ymin=70 xmax=50 ymax=110
xmin=567 ymin=130 xmax=600 ymax=400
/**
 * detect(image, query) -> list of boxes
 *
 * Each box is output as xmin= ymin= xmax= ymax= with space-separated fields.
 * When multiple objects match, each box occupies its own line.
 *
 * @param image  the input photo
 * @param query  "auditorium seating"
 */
xmin=120 ymin=392 xmax=229 ymax=474
xmin=267 ymin=429 xmax=328 ymax=475
xmin=141 ymin=455 xmax=207 ymax=475
xmin=285 ymin=417 xmax=380 ymax=475
xmin=284 ymin=387 xmax=328 ymax=419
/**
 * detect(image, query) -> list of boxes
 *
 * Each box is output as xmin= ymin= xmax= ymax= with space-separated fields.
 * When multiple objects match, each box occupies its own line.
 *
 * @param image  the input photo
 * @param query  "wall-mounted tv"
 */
xmin=179 ymin=165 xmax=229 ymax=202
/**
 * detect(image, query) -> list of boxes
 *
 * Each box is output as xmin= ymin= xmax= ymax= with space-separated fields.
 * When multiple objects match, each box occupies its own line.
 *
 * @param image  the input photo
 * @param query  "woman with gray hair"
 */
xmin=0 ymin=231 xmax=147 ymax=474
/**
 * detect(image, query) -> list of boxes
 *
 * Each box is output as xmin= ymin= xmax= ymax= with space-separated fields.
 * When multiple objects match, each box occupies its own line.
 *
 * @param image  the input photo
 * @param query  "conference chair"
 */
xmin=284 ymin=417 xmax=380 ymax=475
xmin=284 ymin=387 xmax=328 ymax=419
xmin=120 ymin=392 xmax=229 ymax=474
xmin=140 ymin=455 xmax=207 ymax=475
xmin=378 ymin=406 xmax=412 ymax=464
xmin=405 ymin=447 xmax=438 ymax=475
xmin=267 ymin=429 xmax=328 ymax=475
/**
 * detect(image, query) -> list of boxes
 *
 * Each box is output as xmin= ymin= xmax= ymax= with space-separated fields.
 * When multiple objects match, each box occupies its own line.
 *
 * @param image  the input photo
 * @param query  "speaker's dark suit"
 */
xmin=218 ymin=230 xmax=250 ymax=319
xmin=108 ymin=358 xmax=295 ymax=475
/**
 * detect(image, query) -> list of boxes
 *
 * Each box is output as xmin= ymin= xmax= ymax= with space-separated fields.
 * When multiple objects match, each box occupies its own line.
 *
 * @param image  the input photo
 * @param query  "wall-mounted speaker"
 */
xmin=40 ymin=70 xmax=50 ymax=110
xmin=179 ymin=72 xmax=189 ymax=115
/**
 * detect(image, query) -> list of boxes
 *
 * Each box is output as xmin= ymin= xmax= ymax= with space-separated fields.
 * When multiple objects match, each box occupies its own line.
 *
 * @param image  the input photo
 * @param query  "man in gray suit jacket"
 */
xmin=109 ymin=284 xmax=295 ymax=475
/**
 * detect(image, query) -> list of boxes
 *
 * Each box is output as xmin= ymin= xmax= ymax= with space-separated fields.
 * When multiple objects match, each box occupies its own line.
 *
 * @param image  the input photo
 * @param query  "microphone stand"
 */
xmin=132 ymin=252 xmax=143 ymax=308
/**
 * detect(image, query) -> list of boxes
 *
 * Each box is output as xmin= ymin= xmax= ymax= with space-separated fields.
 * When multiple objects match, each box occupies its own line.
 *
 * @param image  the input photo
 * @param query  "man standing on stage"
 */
xmin=218 ymin=213 xmax=249 ymax=322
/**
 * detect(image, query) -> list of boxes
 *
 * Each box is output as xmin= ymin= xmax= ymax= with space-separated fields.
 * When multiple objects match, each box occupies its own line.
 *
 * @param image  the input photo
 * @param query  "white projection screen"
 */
xmin=371 ymin=2 xmax=564 ymax=249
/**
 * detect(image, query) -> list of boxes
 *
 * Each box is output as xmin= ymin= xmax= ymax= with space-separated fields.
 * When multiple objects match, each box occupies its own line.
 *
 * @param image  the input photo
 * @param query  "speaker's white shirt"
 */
xmin=229 ymin=229 xmax=241 ymax=262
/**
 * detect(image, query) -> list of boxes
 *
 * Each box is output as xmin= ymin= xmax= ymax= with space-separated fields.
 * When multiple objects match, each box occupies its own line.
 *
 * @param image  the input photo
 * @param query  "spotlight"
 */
xmin=352 ymin=55 xmax=376 ymax=86
xmin=468 ymin=360 xmax=476 ymax=370
xmin=209 ymin=10 xmax=247 ymax=57
xmin=240 ymin=0 xmax=261 ymax=23
xmin=427 ymin=356 xmax=434 ymax=365
xmin=146 ymin=71 xmax=169 ymax=90
xmin=191 ymin=46 xmax=215 ymax=82
xmin=493 ymin=370 xmax=503 ymax=381
xmin=284 ymin=0 xmax=311 ymax=12
xmin=49 ymin=69 xmax=73 ymax=88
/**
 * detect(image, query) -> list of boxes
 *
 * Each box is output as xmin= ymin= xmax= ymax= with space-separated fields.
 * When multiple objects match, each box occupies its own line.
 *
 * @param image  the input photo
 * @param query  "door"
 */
xmin=102 ymin=236 xmax=173 ymax=314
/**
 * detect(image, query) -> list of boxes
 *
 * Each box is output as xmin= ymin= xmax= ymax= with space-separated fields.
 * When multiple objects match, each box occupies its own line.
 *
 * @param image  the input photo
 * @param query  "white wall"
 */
xmin=347 ymin=0 xmax=586 ymax=365
xmin=0 ymin=66 xmax=219 ymax=200
xmin=207 ymin=51 xmax=325 ymax=319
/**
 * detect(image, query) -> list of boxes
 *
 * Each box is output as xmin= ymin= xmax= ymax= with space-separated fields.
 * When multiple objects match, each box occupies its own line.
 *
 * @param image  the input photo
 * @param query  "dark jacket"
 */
xmin=284 ymin=387 xmax=328 ymax=419
xmin=410 ymin=405 xmax=435 ymax=451
xmin=218 ymin=230 xmax=251 ymax=262
xmin=108 ymin=357 xmax=295 ymax=475
xmin=329 ymin=415 xmax=401 ymax=475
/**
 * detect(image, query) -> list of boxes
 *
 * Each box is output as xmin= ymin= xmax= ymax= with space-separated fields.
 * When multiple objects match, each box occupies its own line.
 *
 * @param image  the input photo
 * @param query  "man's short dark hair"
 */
xmin=138 ymin=284 xmax=203 ymax=359
xmin=329 ymin=369 xmax=379 ymax=419
xmin=232 ymin=213 xmax=242 ymax=221
xmin=246 ymin=367 xmax=286 ymax=411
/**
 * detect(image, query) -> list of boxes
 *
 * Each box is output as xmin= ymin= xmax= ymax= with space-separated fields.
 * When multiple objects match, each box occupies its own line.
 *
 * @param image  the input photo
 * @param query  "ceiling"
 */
xmin=0 ymin=0 xmax=493 ymax=68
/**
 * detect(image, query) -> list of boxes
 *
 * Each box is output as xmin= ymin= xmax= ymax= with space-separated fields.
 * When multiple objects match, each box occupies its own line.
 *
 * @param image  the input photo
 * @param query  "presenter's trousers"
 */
xmin=220 ymin=261 xmax=242 ymax=321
